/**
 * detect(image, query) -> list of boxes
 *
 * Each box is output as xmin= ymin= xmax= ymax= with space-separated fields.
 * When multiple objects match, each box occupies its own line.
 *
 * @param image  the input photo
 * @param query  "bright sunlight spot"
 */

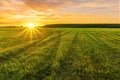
xmin=28 ymin=23 xmax=35 ymax=29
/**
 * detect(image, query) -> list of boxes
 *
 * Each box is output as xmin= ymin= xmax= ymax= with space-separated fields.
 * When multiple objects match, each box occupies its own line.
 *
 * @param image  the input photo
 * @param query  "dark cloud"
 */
xmin=0 ymin=0 xmax=118 ymax=11
xmin=22 ymin=0 xmax=118 ymax=11
xmin=23 ymin=0 xmax=65 ymax=10
xmin=22 ymin=0 xmax=93 ymax=10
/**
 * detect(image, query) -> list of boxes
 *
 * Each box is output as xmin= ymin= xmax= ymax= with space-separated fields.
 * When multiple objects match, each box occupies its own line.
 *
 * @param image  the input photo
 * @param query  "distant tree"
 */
xmin=43 ymin=24 xmax=120 ymax=28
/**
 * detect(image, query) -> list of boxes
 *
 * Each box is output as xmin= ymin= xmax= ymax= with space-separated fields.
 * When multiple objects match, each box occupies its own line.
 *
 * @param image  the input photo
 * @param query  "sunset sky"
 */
xmin=0 ymin=0 xmax=119 ymax=26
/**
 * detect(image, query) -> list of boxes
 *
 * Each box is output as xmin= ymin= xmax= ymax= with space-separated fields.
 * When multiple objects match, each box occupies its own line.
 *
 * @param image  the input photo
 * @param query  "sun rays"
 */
xmin=17 ymin=26 xmax=41 ymax=42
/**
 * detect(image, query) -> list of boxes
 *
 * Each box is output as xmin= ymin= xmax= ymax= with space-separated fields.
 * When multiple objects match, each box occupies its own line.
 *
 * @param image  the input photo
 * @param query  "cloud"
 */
xmin=23 ymin=0 xmax=68 ymax=10
xmin=23 ymin=0 xmax=118 ymax=10
xmin=0 ymin=0 xmax=119 ymax=25
xmin=74 ymin=1 xmax=117 ymax=8
xmin=0 ymin=0 xmax=118 ymax=14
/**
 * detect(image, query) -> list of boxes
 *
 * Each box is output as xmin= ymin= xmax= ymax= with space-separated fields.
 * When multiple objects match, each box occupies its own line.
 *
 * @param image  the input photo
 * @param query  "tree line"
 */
xmin=43 ymin=24 xmax=120 ymax=28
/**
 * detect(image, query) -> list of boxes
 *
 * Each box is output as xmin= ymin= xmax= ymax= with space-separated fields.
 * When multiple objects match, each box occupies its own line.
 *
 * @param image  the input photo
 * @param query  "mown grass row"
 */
xmin=0 ymin=28 xmax=54 ymax=50
xmin=0 ymin=30 xmax=71 ymax=63
xmin=0 ymin=30 xmax=53 ymax=64
xmin=0 ymin=28 xmax=120 ymax=80
xmin=0 ymin=30 xmax=71 ymax=80
xmin=86 ymin=31 xmax=120 ymax=79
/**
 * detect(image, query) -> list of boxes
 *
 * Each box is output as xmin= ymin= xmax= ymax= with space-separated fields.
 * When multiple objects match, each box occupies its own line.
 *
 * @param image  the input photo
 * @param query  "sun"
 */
xmin=28 ymin=23 xmax=35 ymax=29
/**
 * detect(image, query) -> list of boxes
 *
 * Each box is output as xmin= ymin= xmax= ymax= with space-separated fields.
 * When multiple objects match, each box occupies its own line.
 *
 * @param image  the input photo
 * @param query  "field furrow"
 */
xmin=52 ymin=31 xmax=81 ymax=80
xmin=0 ymin=32 xmax=53 ymax=63
xmin=0 ymin=28 xmax=120 ymax=80
xmin=0 ymin=30 xmax=71 ymax=80
xmin=86 ymin=32 xmax=120 ymax=79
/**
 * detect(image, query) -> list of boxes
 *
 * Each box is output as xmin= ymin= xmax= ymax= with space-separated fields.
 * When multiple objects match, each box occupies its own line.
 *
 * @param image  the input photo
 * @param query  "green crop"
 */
xmin=0 ymin=28 xmax=120 ymax=80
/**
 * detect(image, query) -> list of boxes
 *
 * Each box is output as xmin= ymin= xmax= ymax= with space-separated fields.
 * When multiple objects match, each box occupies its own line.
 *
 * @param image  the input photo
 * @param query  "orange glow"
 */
xmin=0 ymin=0 xmax=119 ymax=26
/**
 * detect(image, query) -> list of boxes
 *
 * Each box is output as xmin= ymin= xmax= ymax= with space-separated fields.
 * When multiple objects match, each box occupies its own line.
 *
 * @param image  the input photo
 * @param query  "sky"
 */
xmin=0 ymin=0 xmax=119 ymax=26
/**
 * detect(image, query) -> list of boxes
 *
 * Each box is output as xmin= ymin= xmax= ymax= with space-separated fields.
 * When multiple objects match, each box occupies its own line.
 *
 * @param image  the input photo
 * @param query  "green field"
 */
xmin=0 ymin=28 xmax=120 ymax=80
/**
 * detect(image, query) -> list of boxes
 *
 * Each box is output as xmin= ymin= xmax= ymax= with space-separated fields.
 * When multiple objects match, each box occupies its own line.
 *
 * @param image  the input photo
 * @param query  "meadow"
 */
xmin=0 ymin=27 xmax=120 ymax=80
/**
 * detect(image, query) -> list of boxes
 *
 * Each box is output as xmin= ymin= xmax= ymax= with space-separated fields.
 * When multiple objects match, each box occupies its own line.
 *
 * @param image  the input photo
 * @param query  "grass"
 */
xmin=0 ymin=28 xmax=120 ymax=80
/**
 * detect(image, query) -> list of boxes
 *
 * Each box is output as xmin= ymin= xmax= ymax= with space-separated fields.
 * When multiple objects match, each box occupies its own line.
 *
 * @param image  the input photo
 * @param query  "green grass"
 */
xmin=0 ymin=28 xmax=120 ymax=80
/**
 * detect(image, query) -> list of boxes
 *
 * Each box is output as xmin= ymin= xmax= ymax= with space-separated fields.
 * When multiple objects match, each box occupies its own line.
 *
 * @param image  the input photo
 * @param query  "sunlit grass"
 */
xmin=17 ymin=26 xmax=40 ymax=43
xmin=0 ymin=28 xmax=120 ymax=80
